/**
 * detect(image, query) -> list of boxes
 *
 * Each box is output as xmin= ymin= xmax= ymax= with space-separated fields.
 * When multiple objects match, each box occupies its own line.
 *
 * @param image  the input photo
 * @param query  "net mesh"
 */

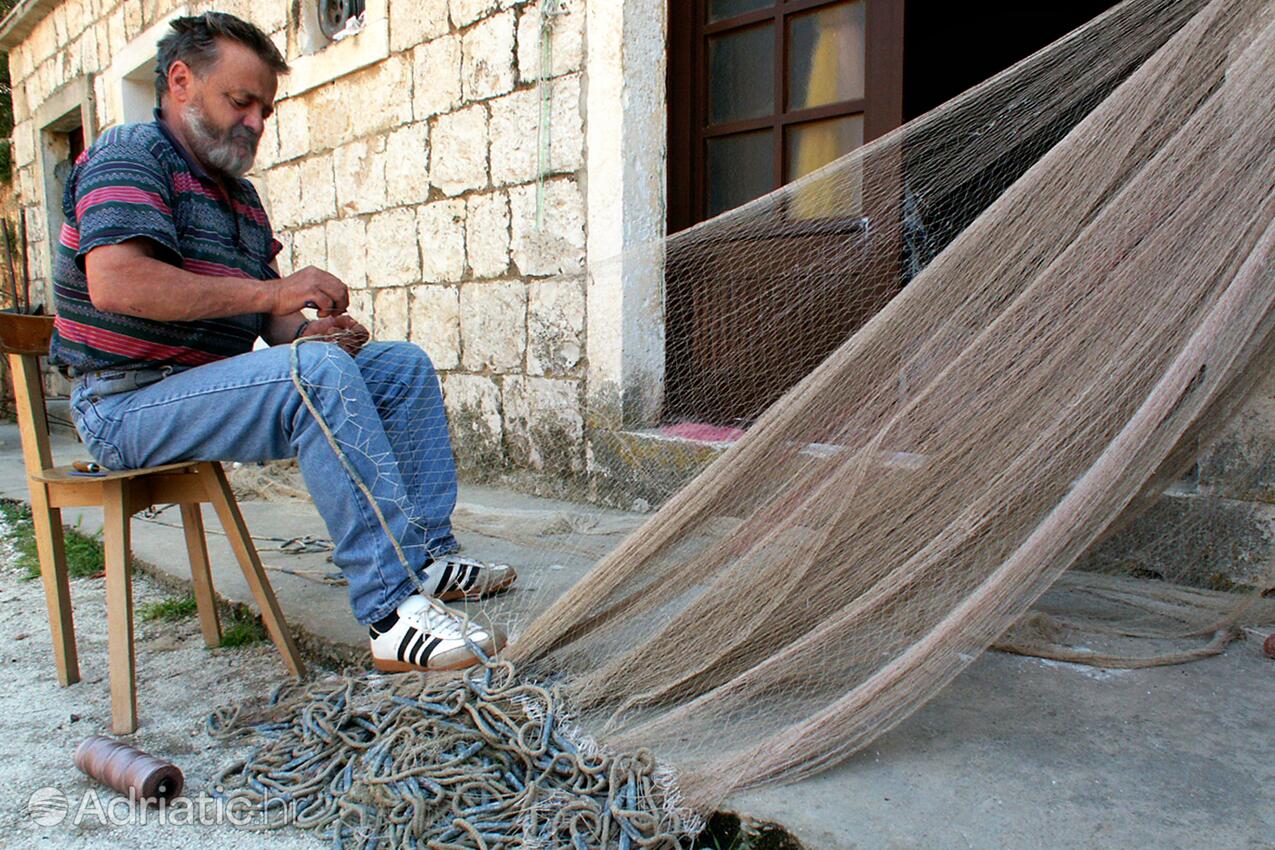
xmin=221 ymin=0 xmax=1275 ymax=838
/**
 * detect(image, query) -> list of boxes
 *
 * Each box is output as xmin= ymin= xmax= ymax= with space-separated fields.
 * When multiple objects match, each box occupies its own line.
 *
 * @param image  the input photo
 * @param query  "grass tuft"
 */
xmin=0 ymin=499 xmax=105 ymax=580
xmin=139 ymin=594 xmax=198 ymax=622
xmin=219 ymin=607 xmax=268 ymax=648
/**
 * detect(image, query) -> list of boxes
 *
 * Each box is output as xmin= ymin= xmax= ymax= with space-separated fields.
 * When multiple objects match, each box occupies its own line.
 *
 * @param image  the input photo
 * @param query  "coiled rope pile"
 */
xmin=205 ymin=651 xmax=701 ymax=849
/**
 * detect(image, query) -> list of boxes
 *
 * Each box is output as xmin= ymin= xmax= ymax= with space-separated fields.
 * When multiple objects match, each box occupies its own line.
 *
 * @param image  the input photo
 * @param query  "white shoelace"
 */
xmin=402 ymin=598 xmax=477 ymax=641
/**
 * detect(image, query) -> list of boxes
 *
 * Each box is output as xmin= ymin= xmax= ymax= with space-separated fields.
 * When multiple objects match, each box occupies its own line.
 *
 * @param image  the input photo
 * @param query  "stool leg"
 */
xmin=200 ymin=463 xmax=306 ymax=678
xmin=30 ymin=484 xmax=79 ymax=686
xmin=102 ymin=480 xmax=137 ymax=734
xmin=179 ymin=504 xmax=222 ymax=648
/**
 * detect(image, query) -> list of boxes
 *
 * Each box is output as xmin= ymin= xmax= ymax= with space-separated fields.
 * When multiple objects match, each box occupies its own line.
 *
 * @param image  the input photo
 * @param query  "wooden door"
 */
xmin=665 ymin=0 xmax=906 ymax=426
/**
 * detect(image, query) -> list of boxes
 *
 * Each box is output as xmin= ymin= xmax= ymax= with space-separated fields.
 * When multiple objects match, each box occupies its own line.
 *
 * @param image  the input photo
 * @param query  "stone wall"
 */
xmin=6 ymin=0 xmax=591 ymax=479
xmin=1078 ymin=367 xmax=1275 ymax=591
xmin=7 ymin=0 xmax=1271 ymax=590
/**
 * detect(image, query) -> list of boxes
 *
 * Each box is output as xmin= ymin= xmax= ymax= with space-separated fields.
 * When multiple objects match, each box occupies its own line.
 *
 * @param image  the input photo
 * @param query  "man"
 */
xmin=49 ymin=11 xmax=514 ymax=673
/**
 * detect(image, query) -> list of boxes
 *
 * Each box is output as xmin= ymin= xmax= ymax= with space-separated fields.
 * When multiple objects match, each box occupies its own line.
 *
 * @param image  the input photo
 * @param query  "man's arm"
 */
xmin=262 ymin=312 xmax=309 ymax=345
xmin=85 ymin=239 xmax=351 ymax=321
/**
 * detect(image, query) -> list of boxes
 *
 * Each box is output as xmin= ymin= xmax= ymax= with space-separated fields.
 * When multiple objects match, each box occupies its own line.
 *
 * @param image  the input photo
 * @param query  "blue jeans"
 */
xmin=68 ymin=341 xmax=459 ymax=624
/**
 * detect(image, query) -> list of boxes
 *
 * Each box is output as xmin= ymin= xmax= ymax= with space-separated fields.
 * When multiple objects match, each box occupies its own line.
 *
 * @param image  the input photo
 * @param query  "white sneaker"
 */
xmin=368 ymin=594 xmax=506 ymax=673
xmin=429 ymin=555 xmax=518 ymax=602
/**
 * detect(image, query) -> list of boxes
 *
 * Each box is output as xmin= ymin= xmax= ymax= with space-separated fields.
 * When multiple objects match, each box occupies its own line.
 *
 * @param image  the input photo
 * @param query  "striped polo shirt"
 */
xmin=49 ymin=112 xmax=283 ymax=375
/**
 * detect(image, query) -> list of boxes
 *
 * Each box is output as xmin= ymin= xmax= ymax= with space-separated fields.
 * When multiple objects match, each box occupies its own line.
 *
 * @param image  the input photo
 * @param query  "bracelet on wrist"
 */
xmin=292 ymin=319 xmax=311 ymax=341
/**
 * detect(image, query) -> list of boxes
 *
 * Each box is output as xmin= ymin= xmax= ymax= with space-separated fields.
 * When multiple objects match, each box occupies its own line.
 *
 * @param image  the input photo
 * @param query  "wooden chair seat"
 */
xmin=2 ymin=312 xmax=305 ymax=733
xmin=33 ymin=461 xmax=200 ymax=483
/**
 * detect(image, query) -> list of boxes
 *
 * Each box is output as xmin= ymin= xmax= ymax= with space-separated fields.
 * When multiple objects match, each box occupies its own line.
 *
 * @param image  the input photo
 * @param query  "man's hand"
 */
xmin=272 ymin=266 xmax=350 ymax=317
xmin=299 ymin=314 xmax=370 ymax=356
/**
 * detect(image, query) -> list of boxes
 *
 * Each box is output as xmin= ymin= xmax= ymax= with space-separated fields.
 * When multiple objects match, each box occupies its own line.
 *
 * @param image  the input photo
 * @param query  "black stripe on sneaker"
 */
xmin=460 ymin=565 xmax=480 ymax=591
xmin=370 ymin=610 xmax=399 ymax=637
xmin=418 ymin=636 xmax=443 ymax=666
xmin=396 ymin=628 xmax=417 ymax=663
xmin=434 ymin=562 xmax=456 ymax=595
xmin=405 ymin=633 xmax=426 ymax=665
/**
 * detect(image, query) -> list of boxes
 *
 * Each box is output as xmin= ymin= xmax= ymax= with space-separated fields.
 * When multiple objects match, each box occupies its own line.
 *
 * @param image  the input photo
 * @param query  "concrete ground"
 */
xmin=1 ymin=422 xmax=1273 ymax=849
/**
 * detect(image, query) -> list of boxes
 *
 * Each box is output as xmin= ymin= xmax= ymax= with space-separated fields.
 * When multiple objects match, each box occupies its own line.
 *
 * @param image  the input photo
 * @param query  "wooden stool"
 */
xmin=1 ymin=312 xmax=305 ymax=733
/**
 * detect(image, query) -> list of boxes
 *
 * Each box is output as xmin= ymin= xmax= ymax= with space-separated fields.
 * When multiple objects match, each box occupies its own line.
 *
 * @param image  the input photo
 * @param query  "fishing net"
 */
xmin=209 ymin=0 xmax=1275 ymax=844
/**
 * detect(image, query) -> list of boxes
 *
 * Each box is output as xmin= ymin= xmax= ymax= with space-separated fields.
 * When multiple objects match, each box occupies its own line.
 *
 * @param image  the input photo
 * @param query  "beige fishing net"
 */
xmin=502 ymin=0 xmax=1275 ymax=803
xmin=214 ymin=0 xmax=1275 ymax=843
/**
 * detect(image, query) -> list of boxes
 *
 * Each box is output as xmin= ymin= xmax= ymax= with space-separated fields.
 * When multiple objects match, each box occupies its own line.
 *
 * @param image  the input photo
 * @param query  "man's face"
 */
xmin=171 ymin=39 xmax=278 ymax=178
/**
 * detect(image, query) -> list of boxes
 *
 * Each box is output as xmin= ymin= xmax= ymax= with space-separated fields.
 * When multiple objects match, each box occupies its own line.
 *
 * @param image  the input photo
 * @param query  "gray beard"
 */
xmin=183 ymin=103 xmax=260 ymax=178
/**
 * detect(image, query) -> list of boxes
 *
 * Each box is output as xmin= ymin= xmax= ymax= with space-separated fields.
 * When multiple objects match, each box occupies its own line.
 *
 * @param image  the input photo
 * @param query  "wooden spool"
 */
xmin=73 ymin=735 xmax=184 ymax=802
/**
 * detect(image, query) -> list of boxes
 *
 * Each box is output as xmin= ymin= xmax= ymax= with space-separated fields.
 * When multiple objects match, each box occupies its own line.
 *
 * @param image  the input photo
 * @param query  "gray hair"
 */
xmin=154 ymin=12 xmax=288 ymax=103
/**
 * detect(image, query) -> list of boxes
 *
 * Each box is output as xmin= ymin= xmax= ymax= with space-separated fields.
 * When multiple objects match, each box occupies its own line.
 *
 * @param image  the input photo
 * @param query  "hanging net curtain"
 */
xmin=215 ymin=0 xmax=1275 ymax=844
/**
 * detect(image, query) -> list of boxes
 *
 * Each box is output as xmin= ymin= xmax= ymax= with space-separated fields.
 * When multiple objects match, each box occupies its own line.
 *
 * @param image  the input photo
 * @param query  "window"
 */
xmin=317 ymin=0 xmax=367 ymax=42
xmin=668 ymin=0 xmax=903 ymax=231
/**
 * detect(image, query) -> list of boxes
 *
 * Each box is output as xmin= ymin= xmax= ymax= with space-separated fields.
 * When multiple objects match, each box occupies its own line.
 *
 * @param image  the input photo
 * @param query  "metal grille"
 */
xmin=318 ymin=0 xmax=365 ymax=40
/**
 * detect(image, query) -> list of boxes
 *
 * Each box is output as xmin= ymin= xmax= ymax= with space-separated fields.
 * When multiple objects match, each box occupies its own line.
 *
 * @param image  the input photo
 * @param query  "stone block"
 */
xmin=442 ymin=372 xmax=504 ymax=471
xmin=373 ymin=287 xmax=410 ymax=340
xmin=461 ymin=10 xmax=515 ymax=101
xmin=488 ymin=71 xmax=581 ymax=186
xmin=309 ymin=55 xmax=414 ymax=150
xmin=430 ymin=103 xmax=488 ymax=196
xmin=92 ymin=75 xmax=110 ymax=129
xmin=106 ymin=8 xmax=126 ymax=58
xmin=65 ymin=0 xmax=86 ymax=37
xmin=273 ymin=229 xmax=295 ymax=277
xmin=503 ymin=375 xmax=583 ymax=474
xmin=409 ymin=284 xmax=461 ymax=369
xmin=412 ymin=35 xmax=463 ymax=120
xmin=465 ymin=191 xmax=510 ymax=278
xmin=123 ymin=0 xmax=142 ymax=40
xmin=52 ymin=6 xmax=68 ymax=45
xmin=326 ymin=217 xmax=368 ymax=290
xmin=460 ymin=280 xmax=526 ymax=372
xmin=333 ymin=137 xmax=388 ymax=216
xmin=541 ymin=70 xmax=584 ymax=175
xmin=270 ymin=28 xmax=287 ymax=60
xmin=17 ymin=167 xmax=36 ymax=208
xmin=254 ymin=119 xmax=281 ymax=170
xmin=1077 ymin=492 xmax=1275 ymax=590
xmin=265 ymin=162 xmax=304 ymax=229
xmin=587 ymin=430 xmax=719 ymax=510
xmin=527 ymin=277 xmax=584 ymax=375
xmin=210 ymin=0 xmax=280 ymax=32
xmin=418 ymin=200 xmax=467 ymax=282
xmin=291 ymin=224 xmax=327 ymax=271
xmin=1200 ymin=433 xmax=1275 ymax=505
xmin=348 ymin=288 xmax=374 ymax=326
xmin=391 ymin=0 xmax=449 ymax=51
xmin=516 ymin=0 xmax=583 ymax=82
xmin=78 ymin=29 xmax=103 ymax=76
xmin=11 ymin=121 xmax=35 ymax=169
xmin=298 ymin=155 xmax=338 ymax=224
xmin=276 ymin=96 xmax=310 ymax=162
xmin=23 ymin=204 xmax=45 ymax=244
xmin=384 ymin=123 xmax=431 ymax=207
xmin=509 ymin=177 xmax=585 ymax=276
xmin=9 ymin=45 xmax=29 ymax=84
xmin=367 ymin=207 xmax=422 ymax=287
xmin=450 ymin=0 xmax=498 ymax=29
xmin=21 ymin=76 xmax=37 ymax=122
xmin=1197 ymin=367 xmax=1275 ymax=504
xmin=487 ymin=88 xmax=537 ymax=187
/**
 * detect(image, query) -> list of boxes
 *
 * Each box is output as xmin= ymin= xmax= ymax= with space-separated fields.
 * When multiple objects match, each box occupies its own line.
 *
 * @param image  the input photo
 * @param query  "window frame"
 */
xmin=668 ymin=0 xmax=903 ymax=232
